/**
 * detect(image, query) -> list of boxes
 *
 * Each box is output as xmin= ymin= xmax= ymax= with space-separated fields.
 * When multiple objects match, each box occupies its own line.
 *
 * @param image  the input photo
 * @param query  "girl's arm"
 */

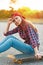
xmin=4 ymin=23 xmax=10 ymax=34
xmin=34 ymin=47 xmax=42 ymax=59
xmin=4 ymin=27 xmax=18 ymax=36
xmin=26 ymin=22 xmax=42 ymax=59
xmin=4 ymin=18 xmax=18 ymax=36
xmin=4 ymin=18 xmax=13 ymax=34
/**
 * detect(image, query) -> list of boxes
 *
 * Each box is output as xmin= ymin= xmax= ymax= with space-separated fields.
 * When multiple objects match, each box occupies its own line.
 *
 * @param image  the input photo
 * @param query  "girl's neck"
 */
xmin=20 ymin=18 xmax=26 ymax=26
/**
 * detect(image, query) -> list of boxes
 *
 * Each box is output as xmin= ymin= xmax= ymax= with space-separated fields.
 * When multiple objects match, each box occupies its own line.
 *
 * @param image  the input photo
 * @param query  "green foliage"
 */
xmin=0 ymin=7 xmax=43 ymax=19
xmin=0 ymin=10 xmax=15 ymax=19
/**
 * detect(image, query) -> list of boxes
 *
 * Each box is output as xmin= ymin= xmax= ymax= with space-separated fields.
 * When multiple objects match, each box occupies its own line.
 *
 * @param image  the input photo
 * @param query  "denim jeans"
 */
xmin=0 ymin=35 xmax=34 ymax=55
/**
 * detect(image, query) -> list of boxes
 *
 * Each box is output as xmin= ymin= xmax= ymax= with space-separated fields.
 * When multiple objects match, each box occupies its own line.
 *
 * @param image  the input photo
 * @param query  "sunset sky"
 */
xmin=0 ymin=0 xmax=43 ymax=10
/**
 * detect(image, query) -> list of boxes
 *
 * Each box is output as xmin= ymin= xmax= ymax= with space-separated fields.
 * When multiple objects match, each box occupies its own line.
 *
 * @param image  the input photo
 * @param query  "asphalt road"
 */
xmin=0 ymin=22 xmax=43 ymax=65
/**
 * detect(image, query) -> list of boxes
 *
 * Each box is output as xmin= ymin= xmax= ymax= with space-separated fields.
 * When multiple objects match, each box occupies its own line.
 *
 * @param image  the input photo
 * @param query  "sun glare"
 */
xmin=0 ymin=0 xmax=10 ymax=10
xmin=0 ymin=0 xmax=43 ymax=10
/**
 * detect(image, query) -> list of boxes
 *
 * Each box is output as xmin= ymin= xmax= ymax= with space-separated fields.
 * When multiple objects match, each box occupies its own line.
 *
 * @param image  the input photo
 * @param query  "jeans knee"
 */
xmin=8 ymin=35 xmax=18 ymax=40
xmin=6 ymin=35 xmax=15 ymax=39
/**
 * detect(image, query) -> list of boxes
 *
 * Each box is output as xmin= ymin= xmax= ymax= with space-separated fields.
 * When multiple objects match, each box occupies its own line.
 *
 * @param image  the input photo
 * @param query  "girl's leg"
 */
xmin=0 ymin=35 xmax=14 ymax=45
xmin=0 ymin=38 xmax=13 ymax=53
xmin=11 ymin=37 xmax=34 ymax=55
xmin=0 ymin=35 xmax=15 ymax=53
xmin=0 ymin=35 xmax=34 ymax=55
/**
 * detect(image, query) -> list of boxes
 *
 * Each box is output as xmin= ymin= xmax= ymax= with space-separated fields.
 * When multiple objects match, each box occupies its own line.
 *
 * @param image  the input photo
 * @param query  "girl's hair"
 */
xmin=11 ymin=12 xmax=25 ymax=19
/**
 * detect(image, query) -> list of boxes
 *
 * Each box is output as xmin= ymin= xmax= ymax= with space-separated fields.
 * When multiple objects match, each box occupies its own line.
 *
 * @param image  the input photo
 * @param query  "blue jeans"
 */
xmin=0 ymin=35 xmax=34 ymax=55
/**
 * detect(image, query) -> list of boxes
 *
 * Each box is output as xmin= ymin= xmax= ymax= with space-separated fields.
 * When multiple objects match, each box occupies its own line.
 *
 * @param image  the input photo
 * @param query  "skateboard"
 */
xmin=7 ymin=52 xmax=43 ymax=64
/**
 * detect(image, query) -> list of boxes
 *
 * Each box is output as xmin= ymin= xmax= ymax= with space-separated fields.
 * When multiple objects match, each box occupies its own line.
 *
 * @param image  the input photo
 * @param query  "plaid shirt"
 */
xmin=4 ymin=22 xmax=40 ymax=48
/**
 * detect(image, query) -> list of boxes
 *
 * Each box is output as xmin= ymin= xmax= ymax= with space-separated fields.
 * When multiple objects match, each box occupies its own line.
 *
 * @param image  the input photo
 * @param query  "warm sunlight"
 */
xmin=0 ymin=0 xmax=43 ymax=10
xmin=0 ymin=0 xmax=10 ymax=10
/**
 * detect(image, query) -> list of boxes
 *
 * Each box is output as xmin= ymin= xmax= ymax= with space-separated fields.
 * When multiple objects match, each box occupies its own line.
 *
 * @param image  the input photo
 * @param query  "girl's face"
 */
xmin=13 ymin=16 xmax=22 ymax=26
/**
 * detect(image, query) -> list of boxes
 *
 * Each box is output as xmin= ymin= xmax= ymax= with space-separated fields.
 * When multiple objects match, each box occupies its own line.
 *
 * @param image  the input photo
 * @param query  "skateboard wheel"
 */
xmin=13 ymin=59 xmax=17 ymax=63
xmin=17 ymin=60 xmax=23 ymax=64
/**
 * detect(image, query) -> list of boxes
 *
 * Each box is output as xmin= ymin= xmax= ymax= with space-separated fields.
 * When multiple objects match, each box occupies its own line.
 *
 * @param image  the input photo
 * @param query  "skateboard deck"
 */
xmin=7 ymin=52 xmax=43 ymax=64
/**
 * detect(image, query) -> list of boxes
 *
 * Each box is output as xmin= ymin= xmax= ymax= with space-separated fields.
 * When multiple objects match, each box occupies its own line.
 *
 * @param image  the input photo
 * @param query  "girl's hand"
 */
xmin=34 ymin=47 xmax=42 ymax=60
xmin=35 ymin=53 xmax=42 ymax=59
xmin=8 ymin=18 xmax=13 ymax=25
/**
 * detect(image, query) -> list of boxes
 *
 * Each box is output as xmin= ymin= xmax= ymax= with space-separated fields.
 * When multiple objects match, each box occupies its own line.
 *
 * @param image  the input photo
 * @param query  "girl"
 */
xmin=0 ymin=12 xmax=41 ymax=59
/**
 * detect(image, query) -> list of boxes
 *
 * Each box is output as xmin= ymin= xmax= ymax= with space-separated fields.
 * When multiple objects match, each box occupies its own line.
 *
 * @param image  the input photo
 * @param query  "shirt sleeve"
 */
xmin=26 ymin=25 xmax=40 ymax=48
xmin=4 ymin=27 xmax=18 ymax=36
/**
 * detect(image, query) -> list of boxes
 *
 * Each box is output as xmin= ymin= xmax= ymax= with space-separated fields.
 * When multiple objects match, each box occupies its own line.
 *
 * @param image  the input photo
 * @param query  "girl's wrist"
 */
xmin=35 ymin=50 xmax=40 ymax=56
xmin=7 ymin=23 xmax=11 ymax=25
xmin=34 ymin=47 xmax=39 ymax=55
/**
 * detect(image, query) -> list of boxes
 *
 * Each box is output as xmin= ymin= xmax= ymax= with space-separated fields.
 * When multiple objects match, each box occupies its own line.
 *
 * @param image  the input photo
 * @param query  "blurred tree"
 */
xmin=9 ymin=0 xmax=17 ymax=10
xmin=9 ymin=6 xmax=14 ymax=11
xmin=10 ymin=0 xmax=17 ymax=3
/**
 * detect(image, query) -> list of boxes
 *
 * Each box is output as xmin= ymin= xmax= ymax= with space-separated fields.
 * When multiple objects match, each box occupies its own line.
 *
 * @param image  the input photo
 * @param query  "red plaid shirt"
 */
xmin=4 ymin=22 xmax=40 ymax=48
